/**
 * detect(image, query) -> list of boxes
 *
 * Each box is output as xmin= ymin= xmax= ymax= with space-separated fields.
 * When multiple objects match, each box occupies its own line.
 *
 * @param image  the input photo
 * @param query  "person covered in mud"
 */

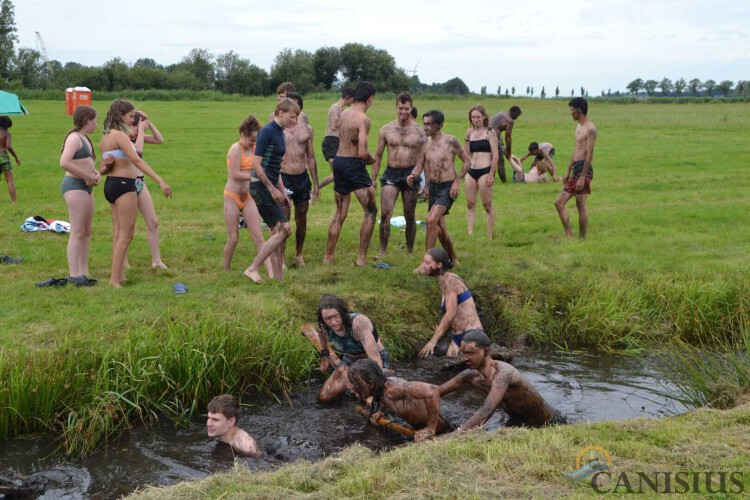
xmin=348 ymin=359 xmax=454 ymax=442
xmin=439 ymin=330 xmax=566 ymax=431
xmin=206 ymin=394 xmax=262 ymax=457
xmin=316 ymin=294 xmax=392 ymax=402
xmin=418 ymin=247 xmax=484 ymax=358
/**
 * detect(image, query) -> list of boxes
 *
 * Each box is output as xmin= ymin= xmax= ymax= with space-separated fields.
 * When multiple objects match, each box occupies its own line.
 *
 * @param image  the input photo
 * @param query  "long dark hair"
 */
xmin=317 ymin=294 xmax=353 ymax=333
xmin=427 ymin=247 xmax=453 ymax=274
xmin=349 ymin=359 xmax=386 ymax=416
xmin=61 ymin=105 xmax=97 ymax=160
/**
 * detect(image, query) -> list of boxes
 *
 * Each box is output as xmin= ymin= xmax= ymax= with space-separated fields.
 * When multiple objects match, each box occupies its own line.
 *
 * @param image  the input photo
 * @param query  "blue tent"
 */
xmin=0 ymin=90 xmax=29 ymax=115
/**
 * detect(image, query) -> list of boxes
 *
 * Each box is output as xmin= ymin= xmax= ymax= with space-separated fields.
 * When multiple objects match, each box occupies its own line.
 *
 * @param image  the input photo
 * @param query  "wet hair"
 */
xmin=426 ymin=247 xmax=452 ymax=273
xmin=317 ymin=294 xmax=353 ymax=333
xmin=396 ymin=91 xmax=413 ymax=105
xmin=348 ymin=359 xmax=386 ymax=415
xmin=568 ymin=97 xmax=588 ymax=116
xmin=462 ymin=330 xmax=491 ymax=349
xmin=275 ymin=97 xmax=301 ymax=116
xmin=239 ymin=115 xmax=261 ymax=137
xmin=132 ymin=111 xmax=146 ymax=126
xmin=528 ymin=141 xmax=539 ymax=152
xmin=286 ymin=91 xmax=304 ymax=111
xmin=61 ymin=105 xmax=97 ymax=159
xmin=104 ymin=99 xmax=135 ymax=134
xmin=353 ymin=82 xmax=376 ymax=103
xmin=509 ymin=105 xmax=522 ymax=118
xmin=341 ymin=87 xmax=355 ymax=99
xmin=423 ymin=109 xmax=445 ymax=128
xmin=0 ymin=116 xmax=12 ymax=129
xmin=468 ymin=105 xmax=489 ymax=128
xmin=207 ymin=394 xmax=241 ymax=421
xmin=411 ymin=106 xmax=418 ymax=119
xmin=276 ymin=82 xmax=296 ymax=95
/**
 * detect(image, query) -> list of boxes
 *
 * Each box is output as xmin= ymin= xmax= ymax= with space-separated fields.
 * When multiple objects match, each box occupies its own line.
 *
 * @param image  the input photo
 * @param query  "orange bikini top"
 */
xmin=227 ymin=145 xmax=255 ymax=171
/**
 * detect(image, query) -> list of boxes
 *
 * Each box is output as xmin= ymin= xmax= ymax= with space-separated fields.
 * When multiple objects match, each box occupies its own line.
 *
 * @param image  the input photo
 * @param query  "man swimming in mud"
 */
xmin=315 ymin=294 xmax=392 ymax=402
xmin=439 ymin=330 xmax=566 ymax=431
xmin=206 ymin=394 xmax=262 ymax=457
xmin=348 ymin=359 xmax=454 ymax=442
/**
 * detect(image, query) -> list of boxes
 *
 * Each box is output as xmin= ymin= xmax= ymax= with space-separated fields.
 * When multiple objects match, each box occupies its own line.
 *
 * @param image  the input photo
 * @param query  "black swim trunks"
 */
xmin=332 ymin=156 xmax=372 ymax=196
xmin=428 ymin=180 xmax=457 ymax=215
xmin=467 ymin=167 xmax=491 ymax=182
xmin=321 ymin=136 xmax=339 ymax=162
xmin=249 ymin=182 xmax=288 ymax=228
xmin=380 ymin=165 xmax=419 ymax=191
xmin=104 ymin=176 xmax=137 ymax=204
xmin=281 ymin=171 xmax=312 ymax=206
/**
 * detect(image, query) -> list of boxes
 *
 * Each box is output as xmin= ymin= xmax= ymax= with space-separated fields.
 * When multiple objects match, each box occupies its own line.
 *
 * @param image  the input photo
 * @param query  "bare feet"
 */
xmin=295 ymin=255 xmax=305 ymax=267
xmin=376 ymin=250 xmax=386 ymax=259
xmin=322 ymin=255 xmax=334 ymax=265
xmin=243 ymin=268 xmax=264 ymax=283
xmin=109 ymin=280 xmax=122 ymax=288
xmin=123 ymin=261 xmax=131 ymax=269
xmin=152 ymin=262 xmax=169 ymax=269
xmin=356 ymin=257 xmax=367 ymax=267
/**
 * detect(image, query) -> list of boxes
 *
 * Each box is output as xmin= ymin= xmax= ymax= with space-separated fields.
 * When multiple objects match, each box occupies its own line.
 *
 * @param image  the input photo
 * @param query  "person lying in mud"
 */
xmin=348 ymin=359 xmax=454 ymax=442
xmin=206 ymin=394 xmax=261 ymax=458
xmin=418 ymin=247 xmax=484 ymax=358
xmin=439 ymin=330 xmax=566 ymax=431
xmin=316 ymin=294 xmax=393 ymax=402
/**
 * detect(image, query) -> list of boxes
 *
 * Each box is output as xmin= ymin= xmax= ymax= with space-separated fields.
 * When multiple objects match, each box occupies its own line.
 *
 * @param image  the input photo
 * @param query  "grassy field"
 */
xmin=1 ymin=97 xmax=749 ymax=452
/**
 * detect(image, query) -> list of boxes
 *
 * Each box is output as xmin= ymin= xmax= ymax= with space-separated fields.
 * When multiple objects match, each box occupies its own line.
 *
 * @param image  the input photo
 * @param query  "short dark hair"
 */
xmin=423 ymin=109 xmax=445 ymax=128
xmin=132 ymin=111 xmax=146 ymax=126
xmin=0 ymin=116 xmax=12 ymax=129
xmin=411 ymin=106 xmax=418 ymax=119
xmin=276 ymin=82 xmax=296 ymax=95
xmin=462 ymin=330 xmax=491 ymax=349
xmin=426 ymin=247 xmax=452 ymax=272
xmin=317 ymin=294 xmax=353 ymax=333
xmin=342 ymin=87 xmax=355 ymax=99
xmin=353 ymin=82 xmax=376 ymax=103
xmin=509 ymin=106 xmax=522 ymax=118
xmin=349 ymin=359 xmax=386 ymax=415
xmin=207 ymin=394 xmax=241 ymax=420
xmin=396 ymin=92 xmax=413 ymax=105
xmin=286 ymin=91 xmax=304 ymax=111
xmin=568 ymin=97 xmax=588 ymax=116
xmin=528 ymin=142 xmax=539 ymax=152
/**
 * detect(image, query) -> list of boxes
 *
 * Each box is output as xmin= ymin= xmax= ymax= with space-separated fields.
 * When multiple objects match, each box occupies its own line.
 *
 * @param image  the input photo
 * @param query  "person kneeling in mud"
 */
xmin=439 ymin=330 xmax=566 ymax=432
xmin=349 ymin=359 xmax=454 ymax=442
xmin=316 ymin=294 xmax=392 ymax=402
xmin=206 ymin=394 xmax=262 ymax=457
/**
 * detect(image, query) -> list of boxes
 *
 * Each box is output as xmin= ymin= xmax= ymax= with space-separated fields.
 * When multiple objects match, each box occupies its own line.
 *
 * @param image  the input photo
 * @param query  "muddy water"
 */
xmin=0 ymin=350 xmax=687 ymax=499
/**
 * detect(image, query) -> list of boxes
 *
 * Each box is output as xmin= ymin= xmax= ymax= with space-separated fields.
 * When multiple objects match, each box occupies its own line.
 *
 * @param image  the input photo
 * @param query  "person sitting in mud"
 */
xmin=418 ymin=247 xmax=484 ymax=358
xmin=348 ymin=359 xmax=454 ymax=442
xmin=206 ymin=394 xmax=262 ymax=457
xmin=316 ymin=294 xmax=392 ymax=402
xmin=439 ymin=330 xmax=566 ymax=431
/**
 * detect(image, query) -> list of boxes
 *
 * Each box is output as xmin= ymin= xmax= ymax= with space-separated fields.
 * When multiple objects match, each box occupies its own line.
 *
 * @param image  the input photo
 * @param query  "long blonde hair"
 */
xmin=103 ymin=99 xmax=135 ymax=134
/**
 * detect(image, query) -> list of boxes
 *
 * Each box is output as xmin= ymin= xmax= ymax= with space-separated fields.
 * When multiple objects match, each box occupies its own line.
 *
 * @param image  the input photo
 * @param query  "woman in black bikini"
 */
xmin=99 ymin=99 xmax=171 ymax=287
xmin=463 ymin=105 xmax=498 ymax=239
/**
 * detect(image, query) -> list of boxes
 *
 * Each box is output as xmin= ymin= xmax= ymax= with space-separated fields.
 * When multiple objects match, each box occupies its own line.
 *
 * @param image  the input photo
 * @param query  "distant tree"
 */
xmin=555 ymin=86 xmax=559 ymax=97
xmin=607 ymin=88 xmax=611 ymax=97
xmin=626 ymin=78 xmax=643 ymax=95
xmin=339 ymin=43 xmax=409 ymax=92
xmin=540 ymin=86 xmax=546 ymax=98
xmin=511 ymin=86 xmax=515 ymax=96
xmin=130 ymin=65 xmax=167 ymax=90
xmin=688 ymin=78 xmax=701 ymax=95
xmin=481 ymin=86 xmax=487 ymax=95
xmin=525 ymin=86 xmax=530 ymax=95
xmin=270 ymin=48 xmax=316 ymax=94
xmin=11 ymin=47 xmax=43 ymax=87
xmin=529 ymin=87 xmax=534 ymax=97
xmin=703 ymin=79 xmax=716 ymax=97
xmin=580 ymin=86 xmax=585 ymax=97
xmin=643 ymin=79 xmax=658 ymax=95
xmin=133 ymin=58 xmax=161 ymax=69
xmin=659 ymin=78 xmax=673 ymax=96
xmin=215 ymin=50 xmax=268 ymax=95
xmin=736 ymin=80 xmax=749 ymax=97
xmin=0 ymin=0 xmax=18 ymax=80
xmin=505 ymin=89 xmax=509 ymax=97
xmin=717 ymin=80 xmax=733 ymax=97
xmin=313 ymin=46 xmax=340 ymax=90
xmin=571 ymin=88 xmax=574 ymax=97
xmin=410 ymin=74 xmax=427 ymax=93
xmin=102 ymin=57 xmax=130 ymax=91
xmin=180 ymin=48 xmax=215 ymax=89
xmin=443 ymin=77 xmax=470 ymax=95
xmin=497 ymin=85 xmax=501 ymax=95
xmin=674 ymin=78 xmax=686 ymax=96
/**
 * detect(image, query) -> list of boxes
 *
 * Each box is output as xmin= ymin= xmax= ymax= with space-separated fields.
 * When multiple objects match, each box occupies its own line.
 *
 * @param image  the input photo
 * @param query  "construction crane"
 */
xmin=35 ymin=31 xmax=54 ymax=75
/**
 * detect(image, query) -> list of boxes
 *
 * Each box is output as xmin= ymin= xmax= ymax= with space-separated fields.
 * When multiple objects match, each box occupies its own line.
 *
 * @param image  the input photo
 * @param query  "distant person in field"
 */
xmin=223 ymin=115 xmax=272 ymax=276
xmin=488 ymin=106 xmax=522 ymax=183
xmin=323 ymin=82 xmax=378 ymax=267
xmin=507 ymin=155 xmax=552 ymax=183
xmin=280 ymin=92 xmax=319 ymax=267
xmin=418 ymin=248 xmax=484 ymax=358
xmin=407 ymin=110 xmax=470 ymax=269
xmin=439 ymin=330 xmax=566 ymax=431
xmin=59 ymin=105 xmax=101 ymax=286
xmin=206 ymin=394 xmax=261 ymax=458
xmin=0 ymin=115 xmax=21 ymax=203
xmin=243 ymin=98 xmax=299 ymax=283
xmin=269 ymin=82 xmax=309 ymax=125
xmin=372 ymin=91 xmax=426 ymax=257
xmin=517 ymin=142 xmax=560 ymax=182
xmin=463 ymin=105 xmax=497 ymax=238
xmin=315 ymin=294 xmax=392 ymax=402
xmin=555 ymin=97 xmax=597 ymax=238
xmin=319 ymin=87 xmax=355 ymax=189
xmin=348 ymin=359 xmax=454 ymax=442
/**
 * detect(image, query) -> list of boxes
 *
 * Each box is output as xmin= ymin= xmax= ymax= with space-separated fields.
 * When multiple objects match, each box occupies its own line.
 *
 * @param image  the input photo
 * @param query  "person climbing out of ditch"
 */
xmin=314 ymin=294 xmax=393 ymax=402
xmin=206 ymin=394 xmax=261 ymax=457
xmin=348 ymin=359 xmax=454 ymax=442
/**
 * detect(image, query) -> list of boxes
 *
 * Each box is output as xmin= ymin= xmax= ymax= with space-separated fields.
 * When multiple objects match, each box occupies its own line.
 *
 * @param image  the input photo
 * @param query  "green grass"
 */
xmin=1 ymin=98 xmax=750 ymax=452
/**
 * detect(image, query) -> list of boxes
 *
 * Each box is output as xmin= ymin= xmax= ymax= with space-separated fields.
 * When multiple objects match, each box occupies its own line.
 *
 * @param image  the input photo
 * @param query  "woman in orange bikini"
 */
xmin=223 ymin=115 xmax=271 ymax=274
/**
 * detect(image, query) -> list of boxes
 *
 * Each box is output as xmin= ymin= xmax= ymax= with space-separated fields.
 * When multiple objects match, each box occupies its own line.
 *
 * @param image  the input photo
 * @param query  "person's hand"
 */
xmin=271 ymin=186 xmax=285 ymax=204
xmin=414 ymin=428 xmax=435 ymax=443
xmin=485 ymin=175 xmax=494 ymax=187
xmin=422 ymin=185 xmax=429 ymax=198
xmin=14 ymin=158 xmax=20 ymax=166
xmin=159 ymin=181 xmax=172 ymax=198
xmin=406 ymin=174 xmax=416 ymax=187
xmin=139 ymin=119 xmax=150 ymax=132
xmin=419 ymin=338 xmax=438 ymax=358
xmin=449 ymin=180 xmax=460 ymax=199
xmin=311 ymin=186 xmax=320 ymax=201
xmin=575 ymin=176 xmax=585 ymax=193
xmin=553 ymin=176 xmax=561 ymax=182
xmin=371 ymin=179 xmax=378 ymax=192
xmin=563 ymin=174 xmax=570 ymax=183
xmin=369 ymin=411 xmax=384 ymax=426
xmin=319 ymin=357 xmax=330 ymax=373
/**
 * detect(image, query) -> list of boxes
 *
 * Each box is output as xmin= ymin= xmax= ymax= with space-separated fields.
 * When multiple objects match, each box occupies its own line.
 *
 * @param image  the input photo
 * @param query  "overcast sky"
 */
xmin=15 ymin=0 xmax=750 ymax=94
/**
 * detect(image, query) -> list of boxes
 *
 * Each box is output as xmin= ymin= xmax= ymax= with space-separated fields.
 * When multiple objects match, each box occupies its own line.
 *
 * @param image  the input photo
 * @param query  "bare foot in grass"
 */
xmin=356 ymin=257 xmax=368 ymax=267
xmin=322 ymin=256 xmax=334 ymax=265
xmin=152 ymin=261 xmax=169 ymax=269
xmin=243 ymin=268 xmax=264 ymax=283
xmin=109 ymin=280 xmax=122 ymax=288
xmin=295 ymin=255 xmax=305 ymax=267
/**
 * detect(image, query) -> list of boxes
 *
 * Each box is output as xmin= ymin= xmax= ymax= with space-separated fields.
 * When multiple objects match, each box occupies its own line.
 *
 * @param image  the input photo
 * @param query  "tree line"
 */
xmin=625 ymin=78 xmax=750 ymax=98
